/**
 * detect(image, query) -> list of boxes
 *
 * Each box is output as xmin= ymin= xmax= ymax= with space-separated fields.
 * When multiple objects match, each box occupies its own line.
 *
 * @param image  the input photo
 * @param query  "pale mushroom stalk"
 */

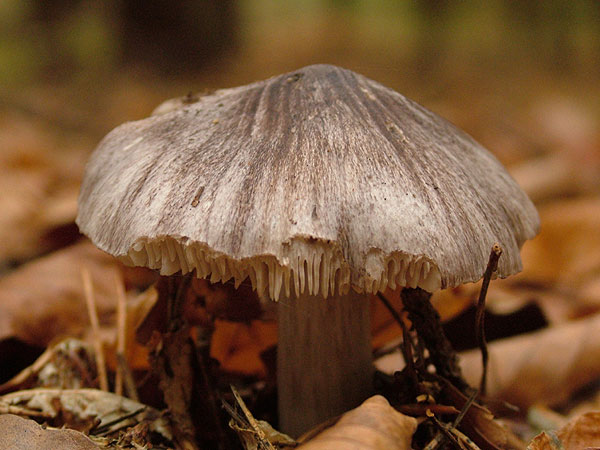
xmin=278 ymin=291 xmax=372 ymax=437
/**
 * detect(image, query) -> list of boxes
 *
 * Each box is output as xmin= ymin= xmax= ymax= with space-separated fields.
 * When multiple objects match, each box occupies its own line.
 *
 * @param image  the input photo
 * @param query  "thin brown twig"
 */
xmin=377 ymin=293 xmax=420 ymax=388
xmin=475 ymin=244 xmax=502 ymax=395
xmin=81 ymin=267 xmax=109 ymax=391
xmin=376 ymin=292 xmax=405 ymax=325
xmin=451 ymin=389 xmax=479 ymax=429
xmin=230 ymin=385 xmax=276 ymax=450
xmin=427 ymin=414 xmax=465 ymax=450
xmin=400 ymin=312 xmax=420 ymax=389
xmin=117 ymin=353 xmax=139 ymax=402
xmin=114 ymin=271 xmax=127 ymax=396
xmin=424 ymin=389 xmax=480 ymax=450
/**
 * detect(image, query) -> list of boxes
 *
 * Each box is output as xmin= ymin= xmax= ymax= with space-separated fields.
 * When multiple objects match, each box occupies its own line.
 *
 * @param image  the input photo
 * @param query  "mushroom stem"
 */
xmin=277 ymin=291 xmax=373 ymax=437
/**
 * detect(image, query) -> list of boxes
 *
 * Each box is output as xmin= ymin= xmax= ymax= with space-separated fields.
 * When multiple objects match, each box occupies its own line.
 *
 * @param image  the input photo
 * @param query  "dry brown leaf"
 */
xmin=0 ymin=240 xmax=156 ymax=348
xmin=0 ymin=241 xmax=119 ymax=347
xmin=0 ymin=116 xmax=87 ymax=262
xmin=151 ymin=326 xmax=198 ymax=448
xmin=297 ymin=395 xmax=417 ymax=450
xmin=441 ymin=378 xmax=526 ymax=450
xmin=460 ymin=312 xmax=600 ymax=410
xmin=518 ymin=197 xmax=600 ymax=289
xmin=528 ymin=411 xmax=600 ymax=450
xmin=0 ymin=388 xmax=171 ymax=440
xmin=210 ymin=319 xmax=278 ymax=377
xmin=376 ymin=312 xmax=600 ymax=411
xmin=0 ymin=414 xmax=101 ymax=449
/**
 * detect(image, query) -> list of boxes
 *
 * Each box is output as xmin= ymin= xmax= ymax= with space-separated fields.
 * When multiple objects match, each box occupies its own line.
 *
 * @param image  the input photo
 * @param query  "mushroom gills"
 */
xmin=122 ymin=237 xmax=442 ymax=299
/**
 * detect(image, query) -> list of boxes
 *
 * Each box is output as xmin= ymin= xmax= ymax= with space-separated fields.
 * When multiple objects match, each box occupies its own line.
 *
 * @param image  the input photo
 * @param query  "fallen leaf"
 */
xmin=459 ymin=312 xmax=600 ymax=410
xmin=529 ymin=411 xmax=600 ymax=450
xmin=0 ymin=414 xmax=101 ymax=450
xmin=104 ymin=286 xmax=157 ymax=371
xmin=0 ymin=240 xmax=156 ymax=348
xmin=0 ymin=116 xmax=87 ymax=263
xmin=0 ymin=241 xmax=118 ymax=347
xmin=0 ymin=387 xmax=171 ymax=440
xmin=210 ymin=319 xmax=278 ymax=377
xmin=227 ymin=384 xmax=294 ymax=450
xmin=151 ymin=326 xmax=198 ymax=448
xmin=518 ymin=197 xmax=600 ymax=288
xmin=297 ymin=395 xmax=417 ymax=450
xmin=375 ymin=312 xmax=600 ymax=411
xmin=441 ymin=378 xmax=526 ymax=450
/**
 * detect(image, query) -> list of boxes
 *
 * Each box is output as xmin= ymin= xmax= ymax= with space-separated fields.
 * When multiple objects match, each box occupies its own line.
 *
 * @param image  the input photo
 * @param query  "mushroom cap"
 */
xmin=77 ymin=64 xmax=539 ymax=300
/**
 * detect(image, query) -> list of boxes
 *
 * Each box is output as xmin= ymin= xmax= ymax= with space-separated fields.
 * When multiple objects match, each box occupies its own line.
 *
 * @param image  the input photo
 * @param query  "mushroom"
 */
xmin=76 ymin=64 xmax=539 ymax=436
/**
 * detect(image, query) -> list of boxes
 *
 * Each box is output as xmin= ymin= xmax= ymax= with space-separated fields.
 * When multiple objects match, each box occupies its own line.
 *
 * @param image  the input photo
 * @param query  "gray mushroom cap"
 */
xmin=76 ymin=64 xmax=539 ymax=300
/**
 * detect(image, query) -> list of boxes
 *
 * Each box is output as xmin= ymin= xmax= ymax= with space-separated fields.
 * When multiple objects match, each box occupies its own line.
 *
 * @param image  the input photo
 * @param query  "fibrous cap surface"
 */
xmin=77 ymin=64 xmax=539 ymax=300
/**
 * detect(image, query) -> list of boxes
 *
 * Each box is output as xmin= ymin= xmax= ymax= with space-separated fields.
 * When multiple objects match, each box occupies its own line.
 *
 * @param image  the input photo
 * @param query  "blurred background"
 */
xmin=2 ymin=0 xmax=600 ymax=256
xmin=1 ymin=0 xmax=600 ymax=413
xmin=1 ymin=0 xmax=599 ymax=265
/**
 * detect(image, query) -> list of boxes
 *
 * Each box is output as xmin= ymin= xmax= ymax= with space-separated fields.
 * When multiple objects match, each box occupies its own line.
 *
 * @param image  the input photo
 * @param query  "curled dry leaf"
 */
xmin=297 ymin=396 xmax=417 ymax=450
xmin=459 ymin=312 xmax=600 ymax=410
xmin=528 ymin=411 xmax=600 ymax=450
xmin=0 ymin=414 xmax=101 ymax=450
xmin=0 ymin=388 xmax=171 ymax=441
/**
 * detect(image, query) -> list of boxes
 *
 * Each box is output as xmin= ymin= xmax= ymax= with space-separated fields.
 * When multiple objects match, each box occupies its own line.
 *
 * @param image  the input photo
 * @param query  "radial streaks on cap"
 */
xmin=77 ymin=64 xmax=539 ymax=300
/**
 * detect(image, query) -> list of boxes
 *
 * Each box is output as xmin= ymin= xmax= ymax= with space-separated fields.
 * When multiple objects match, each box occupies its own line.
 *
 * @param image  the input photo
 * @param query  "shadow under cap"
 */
xmin=76 ymin=64 xmax=540 ymax=300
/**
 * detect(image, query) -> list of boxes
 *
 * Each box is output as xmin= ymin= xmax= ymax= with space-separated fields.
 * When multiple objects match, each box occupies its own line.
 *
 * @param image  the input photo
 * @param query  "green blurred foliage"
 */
xmin=1 ymin=0 xmax=598 ymax=89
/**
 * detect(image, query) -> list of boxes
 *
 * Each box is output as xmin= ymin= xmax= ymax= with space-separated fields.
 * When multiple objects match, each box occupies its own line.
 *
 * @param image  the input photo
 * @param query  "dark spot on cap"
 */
xmin=191 ymin=186 xmax=205 ymax=207
xmin=286 ymin=72 xmax=304 ymax=83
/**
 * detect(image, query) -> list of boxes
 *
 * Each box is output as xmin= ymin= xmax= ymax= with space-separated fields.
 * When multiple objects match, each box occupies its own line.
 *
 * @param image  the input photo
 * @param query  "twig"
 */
xmin=221 ymin=397 xmax=248 ymax=427
xmin=117 ymin=353 xmax=139 ymax=402
xmin=168 ymin=275 xmax=192 ymax=328
xmin=114 ymin=271 xmax=127 ymax=396
xmin=82 ymin=267 xmax=109 ymax=391
xmin=423 ymin=389 xmax=480 ymax=450
xmin=377 ymin=293 xmax=420 ymax=388
xmin=376 ymin=292 xmax=405 ymax=325
xmin=475 ymin=244 xmax=502 ymax=395
xmin=230 ymin=385 xmax=276 ymax=450
xmin=396 ymin=403 xmax=459 ymax=416
xmin=192 ymin=339 xmax=229 ymax=449
xmin=451 ymin=389 xmax=478 ymax=429
xmin=427 ymin=414 xmax=464 ymax=450
xmin=93 ymin=406 xmax=147 ymax=435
